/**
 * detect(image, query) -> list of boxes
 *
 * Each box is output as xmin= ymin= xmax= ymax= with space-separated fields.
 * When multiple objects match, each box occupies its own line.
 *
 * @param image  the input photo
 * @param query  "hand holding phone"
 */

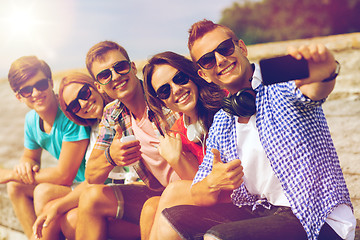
xmin=260 ymin=55 xmax=309 ymax=86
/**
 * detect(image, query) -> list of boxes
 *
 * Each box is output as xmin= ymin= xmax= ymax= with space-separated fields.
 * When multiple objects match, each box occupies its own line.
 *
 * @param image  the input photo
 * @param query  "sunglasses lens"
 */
xmin=19 ymin=86 xmax=33 ymax=98
xmin=197 ymin=38 xmax=235 ymax=69
xmin=173 ymin=72 xmax=190 ymax=85
xmin=114 ymin=61 xmax=131 ymax=75
xmin=66 ymin=101 xmax=81 ymax=114
xmin=34 ymin=79 xmax=50 ymax=91
xmin=217 ymin=39 xmax=235 ymax=56
xmin=156 ymin=84 xmax=171 ymax=100
xmin=78 ymin=84 xmax=92 ymax=100
xmin=18 ymin=79 xmax=49 ymax=98
xmin=198 ymin=53 xmax=216 ymax=69
xmin=96 ymin=70 xmax=112 ymax=84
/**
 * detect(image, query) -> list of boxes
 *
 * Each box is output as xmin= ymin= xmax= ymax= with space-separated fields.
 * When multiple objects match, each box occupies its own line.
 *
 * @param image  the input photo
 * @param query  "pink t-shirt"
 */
xmin=131 ymin=111 xmax=180 ymax=187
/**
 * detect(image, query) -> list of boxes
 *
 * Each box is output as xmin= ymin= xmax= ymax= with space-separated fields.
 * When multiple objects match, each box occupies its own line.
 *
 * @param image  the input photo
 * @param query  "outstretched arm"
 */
xmin=288 ymin=44 xmax=338 ymax=100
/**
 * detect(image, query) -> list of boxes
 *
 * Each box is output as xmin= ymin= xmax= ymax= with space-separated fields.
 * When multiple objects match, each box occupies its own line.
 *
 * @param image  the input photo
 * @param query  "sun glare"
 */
xmin=7 ymin=9 xmax=38 ymax=36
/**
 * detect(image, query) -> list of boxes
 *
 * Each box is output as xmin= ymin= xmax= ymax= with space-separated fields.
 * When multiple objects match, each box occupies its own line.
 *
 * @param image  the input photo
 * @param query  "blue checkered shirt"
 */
xmin=193 ymin=81 xmax=352 ymax=240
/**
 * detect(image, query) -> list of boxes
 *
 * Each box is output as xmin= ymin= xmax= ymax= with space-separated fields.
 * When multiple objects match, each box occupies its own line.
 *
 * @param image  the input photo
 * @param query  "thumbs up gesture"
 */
xmin=109 ymin=125 xmax=142 ymax=166
xmin=207 ymin=148 xmax=244 ymax=192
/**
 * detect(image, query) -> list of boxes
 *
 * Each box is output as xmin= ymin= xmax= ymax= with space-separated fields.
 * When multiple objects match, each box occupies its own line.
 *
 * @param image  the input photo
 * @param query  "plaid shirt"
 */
xmin=193 ymin=80 xmax=352 ymax=240
xmin=95 ymin=99 xmax=178 ymax=191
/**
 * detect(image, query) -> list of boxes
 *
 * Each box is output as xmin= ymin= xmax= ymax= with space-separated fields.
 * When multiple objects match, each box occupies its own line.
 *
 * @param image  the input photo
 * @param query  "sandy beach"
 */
xmin=0 ymin=32 xmax=359 ymax=237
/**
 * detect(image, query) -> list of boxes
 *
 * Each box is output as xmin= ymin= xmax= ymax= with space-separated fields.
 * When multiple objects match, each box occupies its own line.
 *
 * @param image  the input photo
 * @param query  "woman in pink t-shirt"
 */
xmin=141 ymin=51 xmax=226 ymax=240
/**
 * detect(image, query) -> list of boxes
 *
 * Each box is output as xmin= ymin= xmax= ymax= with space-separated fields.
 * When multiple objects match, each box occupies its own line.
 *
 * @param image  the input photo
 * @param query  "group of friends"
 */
xmin=0 ymin=19 xmax=356 ymax=240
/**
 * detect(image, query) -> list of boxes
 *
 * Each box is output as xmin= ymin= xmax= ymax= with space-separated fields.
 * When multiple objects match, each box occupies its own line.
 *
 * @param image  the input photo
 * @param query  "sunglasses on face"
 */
xmin=66 ymin=83 xmax=92 ymax=114
xmin=96 ymin=60 xmax=132 ymax=85
xmin=196 ymin=38 xmax=235 ymax=69
xmin=156 ymin=71 xmax=190 ymax=100
xmin=17 ymin=78 xmax=50 ymax=98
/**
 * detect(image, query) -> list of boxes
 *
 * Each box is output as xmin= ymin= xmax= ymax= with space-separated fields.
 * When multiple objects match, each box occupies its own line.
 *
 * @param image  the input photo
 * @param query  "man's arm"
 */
xmin=191 ymin=149 xmax=244 ymax=206
xmin=8 ymin=147 xmax=42 ymax=184
xmin=85 ymin=125 xmax=142 ymax=184
xmin=33 ymin=139 xmax=89 ymax=186
xmin=288 ymin=44 xmax=337 ymax=100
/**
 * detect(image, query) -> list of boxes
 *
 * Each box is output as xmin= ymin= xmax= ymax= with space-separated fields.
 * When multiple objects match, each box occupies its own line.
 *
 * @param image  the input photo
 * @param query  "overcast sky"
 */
xmin=0 ymin=0 xmax=239 ymax=78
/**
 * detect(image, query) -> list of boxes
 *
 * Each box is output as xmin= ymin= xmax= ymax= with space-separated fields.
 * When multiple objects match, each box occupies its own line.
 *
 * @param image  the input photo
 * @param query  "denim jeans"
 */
xmin=162 ymin=203 xmax=341 ymax=240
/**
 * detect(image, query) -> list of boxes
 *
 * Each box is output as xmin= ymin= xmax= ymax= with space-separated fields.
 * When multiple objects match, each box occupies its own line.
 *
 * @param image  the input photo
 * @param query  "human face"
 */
xmin=151 ymin=64 xmax=198 ymax=118
xmin=62 ymin=83 xmax=104 ymax=120
xmin=16 ymin=71 xmax=55 ymax=112
xmin=191 ymin=28 xmax=252 ymax=94
xmin=91 ymin=49 xmax=138 ymax=101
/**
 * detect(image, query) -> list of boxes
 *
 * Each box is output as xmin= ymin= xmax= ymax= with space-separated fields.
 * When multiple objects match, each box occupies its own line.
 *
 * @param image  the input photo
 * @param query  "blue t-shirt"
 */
xmin=24 ymin=107 xmax=90 ymax=183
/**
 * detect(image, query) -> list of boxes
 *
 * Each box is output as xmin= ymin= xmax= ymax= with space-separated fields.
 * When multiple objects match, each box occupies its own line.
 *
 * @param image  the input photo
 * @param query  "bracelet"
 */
xmin=105 ymin=146 xmax=117 ymax=166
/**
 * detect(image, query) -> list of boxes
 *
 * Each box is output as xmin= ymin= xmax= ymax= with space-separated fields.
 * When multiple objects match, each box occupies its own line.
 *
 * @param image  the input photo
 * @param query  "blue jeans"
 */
xmin=162 ymin=203 xmax=341 ymax=240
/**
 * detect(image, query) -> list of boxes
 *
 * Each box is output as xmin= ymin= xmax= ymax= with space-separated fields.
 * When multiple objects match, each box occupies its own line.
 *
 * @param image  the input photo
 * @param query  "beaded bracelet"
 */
xmin=105 ymin=146 xmax=117 ymax=166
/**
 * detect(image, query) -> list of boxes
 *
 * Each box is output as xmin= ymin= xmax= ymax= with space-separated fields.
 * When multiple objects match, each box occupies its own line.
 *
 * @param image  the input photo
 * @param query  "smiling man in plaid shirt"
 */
xmin=159 ymin=19 xmax=356 ymax=240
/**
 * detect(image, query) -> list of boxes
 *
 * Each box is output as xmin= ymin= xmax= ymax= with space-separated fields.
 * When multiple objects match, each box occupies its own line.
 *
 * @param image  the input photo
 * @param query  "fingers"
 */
xmin=14 ymin=163 xmax=35 ymax=184
xmin=33 ymin=215 xmax=46 ymax=239
xmin=288 ymin=44 xmax=329 ymax=63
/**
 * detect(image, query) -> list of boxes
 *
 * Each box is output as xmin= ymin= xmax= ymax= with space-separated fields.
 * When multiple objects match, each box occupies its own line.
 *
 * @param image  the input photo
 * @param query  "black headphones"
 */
xmin=221 ymin=88 xmax=256 ymax=117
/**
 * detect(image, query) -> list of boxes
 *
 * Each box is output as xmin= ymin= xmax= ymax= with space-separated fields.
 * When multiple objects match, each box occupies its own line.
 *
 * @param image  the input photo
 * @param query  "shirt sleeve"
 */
xmin=94 ymin=105 xmax=115 ymax=150
xmin=61 ymin=114 xmax=90 ymax=142
xmin=24 ymin=110 xmax=41 ymax=150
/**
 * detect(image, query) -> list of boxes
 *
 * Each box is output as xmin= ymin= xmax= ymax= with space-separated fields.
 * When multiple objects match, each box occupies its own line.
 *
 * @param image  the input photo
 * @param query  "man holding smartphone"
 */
xmin=158 ymin=19 xmax=355 ymax=240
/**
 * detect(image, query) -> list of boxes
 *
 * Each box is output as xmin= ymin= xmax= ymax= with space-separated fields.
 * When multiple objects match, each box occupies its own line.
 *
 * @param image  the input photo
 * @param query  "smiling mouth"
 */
xmin=85 ymin=102 xmax=95 ymax=113
xmin=177 ymin=91 xmax=190 ymax=103
xmin=113 ymin=79 xmax=127 ymax=90
xmin=218 ymin=62 xmax=235 ymax=75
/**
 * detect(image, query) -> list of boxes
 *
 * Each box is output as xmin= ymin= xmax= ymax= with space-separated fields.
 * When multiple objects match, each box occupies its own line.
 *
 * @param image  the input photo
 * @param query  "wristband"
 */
xmin=105 ymin=146 xmax=117 ymax=166
xmin=322 ymin=60 xmax=340 ymax=82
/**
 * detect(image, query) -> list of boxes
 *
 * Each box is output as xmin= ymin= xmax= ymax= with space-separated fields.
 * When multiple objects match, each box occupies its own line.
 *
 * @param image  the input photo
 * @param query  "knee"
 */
xmin=61 ymin=208 xmax=77 ymax=240
xmin=33 ymin=183 xmax=56 ymax=214
xmin=160 ymin=180 xmax=192 ymax=205
xmin=142 ymin=196 xmax=160 ymax=216
xmin=6 ymin=181 xmax=24 ymax=199
xmin=78 ymin=184 xmax=108 ymax=213
xmin=33 ymin=183 xmax=54 ymax=202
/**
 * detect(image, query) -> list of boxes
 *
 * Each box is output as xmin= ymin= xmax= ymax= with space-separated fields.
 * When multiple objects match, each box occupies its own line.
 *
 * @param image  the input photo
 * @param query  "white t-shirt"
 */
xmin=235 ymin=115 xmax=355 ymax=239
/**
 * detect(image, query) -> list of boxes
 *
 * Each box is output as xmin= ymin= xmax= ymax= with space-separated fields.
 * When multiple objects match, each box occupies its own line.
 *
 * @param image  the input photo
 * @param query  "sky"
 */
xmin=0 ymin=0 xmax=240 ymax=79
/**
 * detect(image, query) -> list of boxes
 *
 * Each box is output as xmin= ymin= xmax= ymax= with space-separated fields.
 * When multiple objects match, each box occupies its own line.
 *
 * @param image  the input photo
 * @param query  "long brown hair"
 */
xmin=59 ymin=72 xmax=113 ymax=126
xmin=143 ymin=51 xmax=226 ymax=133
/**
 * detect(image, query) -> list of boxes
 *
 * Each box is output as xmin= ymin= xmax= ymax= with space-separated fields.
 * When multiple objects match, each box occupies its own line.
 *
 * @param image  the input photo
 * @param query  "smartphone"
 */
xmin=259 ymin=55 xmax=309 ymax=86
xmin=120 ymin=135 xmax=136 ymax=143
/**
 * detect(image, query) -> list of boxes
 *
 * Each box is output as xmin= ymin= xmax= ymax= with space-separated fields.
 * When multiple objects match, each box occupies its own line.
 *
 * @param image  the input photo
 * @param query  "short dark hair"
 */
xmin=8 ymin=56 xmax=52 ymax=92
xmin=86 ymin=41 xmax=130 ymax=80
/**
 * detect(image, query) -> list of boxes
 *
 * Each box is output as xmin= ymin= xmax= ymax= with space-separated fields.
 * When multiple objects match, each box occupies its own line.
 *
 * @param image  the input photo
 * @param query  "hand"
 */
xmin=32 ymin=202 xmax=59 ymax=239
xmin=109 ymin=125 xmax=142 ymax=166
xmin=158 ymin=132 xmax=182 ymax=165
xmin=13 ymin=162 xmax=39 ymax=184
xmin=287 ymin=44 xmax=337 ymax=87
xmin=207 ymin=149 xmax=244 ymax=192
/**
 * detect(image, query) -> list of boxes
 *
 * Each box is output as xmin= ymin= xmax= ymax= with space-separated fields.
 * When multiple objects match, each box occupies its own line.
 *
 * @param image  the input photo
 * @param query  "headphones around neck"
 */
xmin=221 ymin=88 xmax=256 ymax=117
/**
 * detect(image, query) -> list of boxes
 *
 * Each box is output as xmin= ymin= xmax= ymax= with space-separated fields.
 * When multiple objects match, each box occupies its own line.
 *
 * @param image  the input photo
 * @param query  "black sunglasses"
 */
xmin=156 ymin=71 xmax=190 ymax=100
xmin=66 ymin=83 xmax=92 ymax=114
xmin=196 ymin=38 xmax=235 ymax=69
xmin=96 ymin=60 xmax=132 ymax=85
xmin=17 ymin=79 xmax=50 ymax=98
